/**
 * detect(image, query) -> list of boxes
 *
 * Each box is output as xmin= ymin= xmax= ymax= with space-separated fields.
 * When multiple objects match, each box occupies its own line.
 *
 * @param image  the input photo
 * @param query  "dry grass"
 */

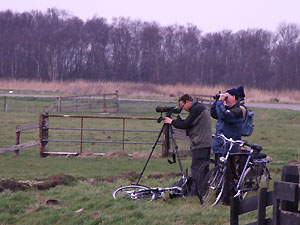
xmin=1 ymin=79 xmax=300 ymax=103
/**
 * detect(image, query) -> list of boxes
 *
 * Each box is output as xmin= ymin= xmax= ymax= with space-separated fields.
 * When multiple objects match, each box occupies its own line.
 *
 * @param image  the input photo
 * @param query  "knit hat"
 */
xmin=226 ymin=88 xmax=239 ymax=98
xmin=237 ymin=86 xmax=245 ymax=98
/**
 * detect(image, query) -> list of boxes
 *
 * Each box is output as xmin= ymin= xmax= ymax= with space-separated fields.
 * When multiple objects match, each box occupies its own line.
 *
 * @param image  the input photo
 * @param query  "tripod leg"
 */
xmin=136 ymin=123 xmax=166 ymax=185
xmin=169 ymin=125 xmax=190 ymax=196
xmin=169 ymin=125 xmax=185 ymax=177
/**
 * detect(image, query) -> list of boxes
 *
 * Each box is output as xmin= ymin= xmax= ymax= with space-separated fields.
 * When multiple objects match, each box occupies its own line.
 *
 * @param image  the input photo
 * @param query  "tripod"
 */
xmin=136 ymin=114 xmax=187 ymax=185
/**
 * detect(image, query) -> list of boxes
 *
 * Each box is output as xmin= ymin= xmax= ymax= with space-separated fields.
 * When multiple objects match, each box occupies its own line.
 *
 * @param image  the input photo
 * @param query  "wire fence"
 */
xmin=0 ymin=93 xmax=213 ymax=114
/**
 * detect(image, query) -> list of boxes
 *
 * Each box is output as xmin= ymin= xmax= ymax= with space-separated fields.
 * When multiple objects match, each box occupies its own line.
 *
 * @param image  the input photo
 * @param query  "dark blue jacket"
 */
xmin=211 ymin=100 xmax=243 ymax=154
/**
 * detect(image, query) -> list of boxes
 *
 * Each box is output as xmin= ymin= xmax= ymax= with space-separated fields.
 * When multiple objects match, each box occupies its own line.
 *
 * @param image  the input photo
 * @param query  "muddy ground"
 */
xmin=0 ymin=170 xmax=182 ymax=192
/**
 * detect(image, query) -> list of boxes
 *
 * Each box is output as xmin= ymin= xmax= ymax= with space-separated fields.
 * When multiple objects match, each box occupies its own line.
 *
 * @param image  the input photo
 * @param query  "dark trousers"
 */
xmin=190 ymin=147 xmax=211 ymax=196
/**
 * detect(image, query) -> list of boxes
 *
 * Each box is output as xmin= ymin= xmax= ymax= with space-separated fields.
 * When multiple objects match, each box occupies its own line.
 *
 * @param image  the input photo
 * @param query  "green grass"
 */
xmin=0 ymin=103 xmax=300 ymax=224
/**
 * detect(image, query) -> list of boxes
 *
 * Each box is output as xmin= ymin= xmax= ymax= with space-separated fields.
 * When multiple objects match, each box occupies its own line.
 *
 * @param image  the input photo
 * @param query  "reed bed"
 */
xmin=1 ymin=79 xmax=300 ymax=103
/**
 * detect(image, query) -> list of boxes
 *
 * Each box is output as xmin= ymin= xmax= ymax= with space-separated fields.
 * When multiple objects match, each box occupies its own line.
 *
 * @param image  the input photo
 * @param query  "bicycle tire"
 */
xmin=112 ymin=184 xmax=153 ymax=200
xmin=238 ymin=167 xmax=253 ymax=199
xmin=199 ymin=165 xmax=224 ymax=207
xmin=196 ymin=159 xmax=215 ymax=198
xmin=238 ymin=164 xmax=270 ymax=199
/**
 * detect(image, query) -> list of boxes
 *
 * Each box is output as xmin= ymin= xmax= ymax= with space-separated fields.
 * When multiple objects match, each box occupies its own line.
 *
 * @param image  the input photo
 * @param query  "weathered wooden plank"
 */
xmin=59 ymin=104 xmax=116 ymax=111
xmin=247 ymin=218 xmax=273 ymax=225
xmin=246 ymin=221 xmax=257 ymax=225
xmin=274 ymin=181 xmax=298 ymax=201
xmin=16 ymin=123 xmax=39 ymax=132
xmin=0 ymin=141 xmax=39 ymax=154
xmin=280 ymin=165 xmax=300 ymax=212
xmin=238 ymin=194 xmax=259 ymax=215
xmin=43 ymin=152 xmax=79 ymax=156
xmin=43 ymin=152 xmax=106 ymax=156
xmin=280 ymin=210 xmax=300 ymax=224
xmin=230 ymin=189 xmax=274 ymax=225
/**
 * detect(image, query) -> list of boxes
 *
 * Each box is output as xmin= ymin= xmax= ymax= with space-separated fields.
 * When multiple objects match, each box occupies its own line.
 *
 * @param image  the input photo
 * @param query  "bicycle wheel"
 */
xmin=112 ymin=185 xmax=153 ymax=200
xmin=238 ymin=165 xmax=270 ymax=199
xmin=238 ymin=167 xmax=254 ymax=199
xmin=196 ymin=159 xmax=215 ymax=197
xmin=199 ymin=165 xmax=224 ymax=207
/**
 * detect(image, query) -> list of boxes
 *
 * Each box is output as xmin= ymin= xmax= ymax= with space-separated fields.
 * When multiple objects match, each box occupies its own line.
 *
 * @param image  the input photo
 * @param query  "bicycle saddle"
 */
xmin=247 ymin=143 xmax=263 ymax=152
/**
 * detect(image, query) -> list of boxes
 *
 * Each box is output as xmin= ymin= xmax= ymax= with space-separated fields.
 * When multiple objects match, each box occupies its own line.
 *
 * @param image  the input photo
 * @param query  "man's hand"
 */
xmin=164 ymin=117 xmax=173 ymax=124
xmin=219 ymin=93 xmax=227 ymax=101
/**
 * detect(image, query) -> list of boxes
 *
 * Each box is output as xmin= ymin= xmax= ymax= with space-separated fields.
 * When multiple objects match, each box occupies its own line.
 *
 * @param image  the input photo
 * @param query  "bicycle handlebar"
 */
xmin=213 ymin=133 xmax=263 ymax=152
xmin=213 ymin=133 xmax=245 ymax=146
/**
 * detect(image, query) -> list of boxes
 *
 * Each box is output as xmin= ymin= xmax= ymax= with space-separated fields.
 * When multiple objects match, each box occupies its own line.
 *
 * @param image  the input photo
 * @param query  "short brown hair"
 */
xmin=179 ymin=94 xmax=193 ymax=103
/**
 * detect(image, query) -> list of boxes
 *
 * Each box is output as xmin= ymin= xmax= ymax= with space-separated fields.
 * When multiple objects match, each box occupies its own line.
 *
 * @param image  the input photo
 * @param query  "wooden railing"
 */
xmin=230 ymin=165 xmax=300 ymax=225
xmin=0 ymin=122 xmax=39 ymax=155
xmin=48 ymin=91 xmax=119 ymax=113
xmin=1 ymin=113 xmax=190 ymax=157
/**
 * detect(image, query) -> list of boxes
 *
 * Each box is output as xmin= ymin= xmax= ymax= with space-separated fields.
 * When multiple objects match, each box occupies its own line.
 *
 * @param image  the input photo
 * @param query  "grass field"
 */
xmin=0 ymin=93 xmax=300 ymax=224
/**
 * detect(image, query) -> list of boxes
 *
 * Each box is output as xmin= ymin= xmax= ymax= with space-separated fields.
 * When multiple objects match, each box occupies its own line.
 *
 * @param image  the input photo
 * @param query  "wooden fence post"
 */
xmin=122 ymin=118 xmax=125 ymax=152
xmin=58 ymin=97 xmax=62 ymax=112
xmin=257 ymin=188 xmax=267 ymax=225
xmin=88 ymin=95 xmax=91 ymax=112
xmin=15 ymin=125 xmax=20 ymax=156
xmin=115 ymin=90 xmax=119 ymax=112
xmin=39 ymin=113 xmax=49 ymax=157
xmin=103 ymin=94 xmax=107 ymax=113
xmin=74 ymin=96 xmax=77 ymax=112
xmin=230 ymin=197 xmax=240 ymax=225
xmin=80 ymin=118 xmax=83 ymax=154
xmin=273 ymin=184 xmax=280 ymax=225
xmin=3 ymin=96 xmax=6 ymax=112
xmin=281 ymin=165 xmax=299 ymax=212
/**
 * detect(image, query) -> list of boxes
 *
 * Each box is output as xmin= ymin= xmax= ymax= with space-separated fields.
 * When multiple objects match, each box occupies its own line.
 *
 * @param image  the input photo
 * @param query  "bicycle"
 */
xmin=112 ymin=176 xmax=188 ymax=201
xmin=199 ymin=133 xmax=271 ymax=207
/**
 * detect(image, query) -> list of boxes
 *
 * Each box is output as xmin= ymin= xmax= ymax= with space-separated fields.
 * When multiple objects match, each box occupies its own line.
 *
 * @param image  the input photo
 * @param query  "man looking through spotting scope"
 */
xmin=210 ymin=88 xmax=243 ymax=205
xmin=164 ymin=94 xmax=212 ymax=196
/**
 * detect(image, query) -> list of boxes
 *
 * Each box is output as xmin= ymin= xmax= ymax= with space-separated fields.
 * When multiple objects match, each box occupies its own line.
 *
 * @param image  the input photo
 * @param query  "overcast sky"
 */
xmin=1 ymin=0 xmax=300 ymax=33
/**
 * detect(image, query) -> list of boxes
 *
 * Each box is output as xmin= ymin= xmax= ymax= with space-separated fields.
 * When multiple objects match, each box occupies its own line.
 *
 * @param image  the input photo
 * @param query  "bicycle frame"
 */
xmin=215 ymin=134 xmax=244 ymax=188
xmin=215 ymin=134 xmax=270 ymax=198
xmin=112 ymin=183 xmax=186 ymax=202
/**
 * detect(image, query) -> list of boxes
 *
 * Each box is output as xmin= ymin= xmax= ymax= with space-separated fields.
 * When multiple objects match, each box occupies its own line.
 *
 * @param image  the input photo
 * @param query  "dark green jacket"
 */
xmin=171 ymin=102 xmax=212 ymax=150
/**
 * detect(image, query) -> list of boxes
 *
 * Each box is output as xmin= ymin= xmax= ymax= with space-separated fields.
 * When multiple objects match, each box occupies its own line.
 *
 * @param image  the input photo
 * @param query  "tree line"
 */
xmin=1 ymin=8 xmax=300 ymax=90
